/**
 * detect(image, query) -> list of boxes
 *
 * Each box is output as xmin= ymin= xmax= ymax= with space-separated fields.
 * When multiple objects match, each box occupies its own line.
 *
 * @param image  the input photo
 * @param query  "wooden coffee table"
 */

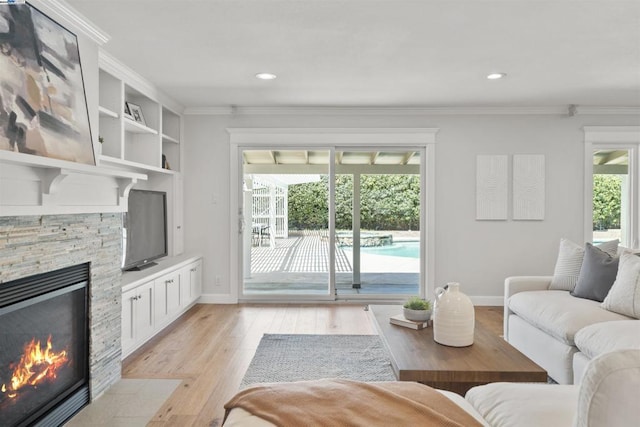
xmin=370 ymin=305 xmax=547 ymax=395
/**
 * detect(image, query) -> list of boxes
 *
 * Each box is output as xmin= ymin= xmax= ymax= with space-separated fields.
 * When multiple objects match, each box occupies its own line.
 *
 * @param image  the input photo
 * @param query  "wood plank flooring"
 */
xmin=122 ymin=304 xmax=503 ymax=427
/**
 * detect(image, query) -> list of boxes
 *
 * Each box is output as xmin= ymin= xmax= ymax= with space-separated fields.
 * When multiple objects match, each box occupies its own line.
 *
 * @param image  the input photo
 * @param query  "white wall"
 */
xmin=183 ymin=113 xmax=639 ymax=302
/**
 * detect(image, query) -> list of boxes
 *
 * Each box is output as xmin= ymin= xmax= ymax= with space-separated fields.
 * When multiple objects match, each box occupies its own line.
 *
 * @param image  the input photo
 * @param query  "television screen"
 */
xmin=122 ymin=190 xmax=168 ymax=271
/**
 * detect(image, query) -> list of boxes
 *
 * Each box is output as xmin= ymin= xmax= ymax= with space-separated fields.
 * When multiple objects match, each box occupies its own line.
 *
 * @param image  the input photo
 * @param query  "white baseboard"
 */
xmin=198 ymin=293 xmax=238 ymax=304
xmin=470 ymin=296 xmax=504 ymax=306
xmin=198 ymin=293 xmax=504 ymax=306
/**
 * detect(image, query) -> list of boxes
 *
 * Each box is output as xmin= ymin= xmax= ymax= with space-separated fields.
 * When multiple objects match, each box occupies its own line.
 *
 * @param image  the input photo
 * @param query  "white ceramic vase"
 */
xmin=433 ymin=282 xmax=475 ymax=347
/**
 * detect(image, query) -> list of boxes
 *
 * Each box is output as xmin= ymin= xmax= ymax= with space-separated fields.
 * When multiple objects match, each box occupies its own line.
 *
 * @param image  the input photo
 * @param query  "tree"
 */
xmin=592 ymin=174 xmax=622 ymax=230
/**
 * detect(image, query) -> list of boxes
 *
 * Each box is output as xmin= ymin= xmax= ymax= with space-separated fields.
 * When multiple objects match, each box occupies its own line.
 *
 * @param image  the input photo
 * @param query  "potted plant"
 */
xmin=403 ymin=296 xmax=432 ymax=322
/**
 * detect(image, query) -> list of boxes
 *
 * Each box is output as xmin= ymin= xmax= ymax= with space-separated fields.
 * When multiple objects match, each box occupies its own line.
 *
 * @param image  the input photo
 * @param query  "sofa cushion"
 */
xmin=550 ymin=238 xmax=618 ymax=291
xmin=601 ymin=252 xmax=640 ymax=319
xmin=575 ymin=350 xmax=640 ymax=427
xmin=574 ymin=320 xmax=640 ymax=359
xmin=508 ymin=290 xmax=631 ymax=345
xmin=465 ymin=383 xmax=578 ymax=427
xmin=571 ymin=243 xmax=619 ymax=302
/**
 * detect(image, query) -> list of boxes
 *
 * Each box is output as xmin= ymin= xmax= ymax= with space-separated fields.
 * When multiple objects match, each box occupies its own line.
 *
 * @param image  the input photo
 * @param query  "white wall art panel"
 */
xmin=476 ymin=155 xmax=508 ymax=220
xmin=513 ymin=154 xmax=545 ymax=220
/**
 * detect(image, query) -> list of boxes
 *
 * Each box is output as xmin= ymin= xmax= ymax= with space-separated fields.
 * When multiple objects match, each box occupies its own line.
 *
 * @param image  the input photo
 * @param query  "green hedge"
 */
xmin=288 ymin=173 xmax=622 ymax=232
xmin=288 ymin=175 xmax=420 ymax=230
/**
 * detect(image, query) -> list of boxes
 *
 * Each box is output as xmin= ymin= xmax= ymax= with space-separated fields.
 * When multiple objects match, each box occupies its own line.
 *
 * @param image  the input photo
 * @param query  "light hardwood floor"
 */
xmin=121 ymin=304 xmax=503 ymax=427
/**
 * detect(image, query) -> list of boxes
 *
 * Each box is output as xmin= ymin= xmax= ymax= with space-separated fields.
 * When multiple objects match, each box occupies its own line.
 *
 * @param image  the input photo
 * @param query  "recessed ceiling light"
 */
xmin=256 ymin=73 xmax=277 ymax=80
xmin=487 ymin=73 xmax=507 ymax=80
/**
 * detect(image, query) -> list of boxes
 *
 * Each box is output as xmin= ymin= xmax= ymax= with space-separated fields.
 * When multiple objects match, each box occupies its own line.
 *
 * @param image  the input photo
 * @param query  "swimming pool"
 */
xmin=344 ymin=241 xmax=420 ymax=259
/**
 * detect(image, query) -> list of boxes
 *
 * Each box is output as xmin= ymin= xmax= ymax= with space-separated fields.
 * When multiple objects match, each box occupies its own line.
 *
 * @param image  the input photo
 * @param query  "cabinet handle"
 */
xmin=132 ymin=296 xmax=138 ymax=301
xmin=190 ymin=268 xmax=196 ymax=272
xmin=166 ymin=279 xmax=174 ymax=284
xmin=138 ymin=294 xmax=142 ymax=299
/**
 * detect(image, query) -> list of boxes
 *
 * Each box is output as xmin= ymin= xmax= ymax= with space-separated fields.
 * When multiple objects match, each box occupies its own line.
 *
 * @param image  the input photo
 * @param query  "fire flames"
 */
xmin=1 ymin=335 xmax=69 ymax=399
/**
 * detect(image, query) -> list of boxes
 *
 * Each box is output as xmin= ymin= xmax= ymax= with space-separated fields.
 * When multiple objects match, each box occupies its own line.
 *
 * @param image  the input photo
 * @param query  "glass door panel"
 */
xmin=335 ymin=150 xmax=422 ymax=296
xmin=242 ymin=150 xmax=330 ymax=297
xmin=241 ymin=149 xmax=331 ymax=296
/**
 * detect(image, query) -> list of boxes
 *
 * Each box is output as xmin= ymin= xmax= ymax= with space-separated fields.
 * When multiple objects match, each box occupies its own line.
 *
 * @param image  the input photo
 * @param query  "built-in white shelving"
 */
xmin=97 ymin=50 xmax=185 ymax=257
xmin=98 ymin=58 xmax=181 ymax=174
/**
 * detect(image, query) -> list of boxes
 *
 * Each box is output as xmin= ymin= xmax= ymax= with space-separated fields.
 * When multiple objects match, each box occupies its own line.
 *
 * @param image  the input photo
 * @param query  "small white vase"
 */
xmin=433 ymin=282 xmax=475 ymax=347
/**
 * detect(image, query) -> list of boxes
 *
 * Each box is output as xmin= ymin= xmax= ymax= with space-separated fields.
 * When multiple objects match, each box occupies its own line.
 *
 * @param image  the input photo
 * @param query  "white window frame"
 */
xmin=584 ymin=126 xmax=640 ymax=248
xmin=228 ymin=128 xmax=438 ymax=303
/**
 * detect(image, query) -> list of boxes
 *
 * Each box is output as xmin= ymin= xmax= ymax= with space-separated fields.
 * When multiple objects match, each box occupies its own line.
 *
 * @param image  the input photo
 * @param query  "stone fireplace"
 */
xmin=0 ymin=214 xmax=123 ymax=412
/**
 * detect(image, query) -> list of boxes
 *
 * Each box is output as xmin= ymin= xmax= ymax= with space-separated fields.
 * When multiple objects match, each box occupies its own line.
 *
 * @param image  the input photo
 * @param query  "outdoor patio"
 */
xmin=244 ymin=230 xmax=420 ymax=295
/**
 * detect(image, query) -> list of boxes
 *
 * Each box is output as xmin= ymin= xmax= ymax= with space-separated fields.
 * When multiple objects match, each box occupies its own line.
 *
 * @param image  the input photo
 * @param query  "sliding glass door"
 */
xmin=238 ymin=145 xmax=426 ymax=300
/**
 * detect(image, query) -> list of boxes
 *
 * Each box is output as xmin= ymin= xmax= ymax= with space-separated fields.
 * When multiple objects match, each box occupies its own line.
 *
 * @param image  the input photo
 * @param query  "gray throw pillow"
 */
xmin=571 ymin=243 xmax=619 ymax=302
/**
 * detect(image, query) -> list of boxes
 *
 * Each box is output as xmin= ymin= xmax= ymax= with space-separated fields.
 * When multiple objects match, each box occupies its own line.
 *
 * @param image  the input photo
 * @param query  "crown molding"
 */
xmin=576 ymin=106 xmax=640 ymax=115
xmin=98 ymin=50 xmax=184 ymax=114
xmin=583 ymin=126 xmax=640 ymax=143
xmin=185 ymin=105 xmax=639 ymax=116
xmin=185 ymin=107 xmax=235 ymax=115
xmin=29 ymin=0 xmax=110 ymax=45
xmin=226 ymin=128 xmax=439 ymax=145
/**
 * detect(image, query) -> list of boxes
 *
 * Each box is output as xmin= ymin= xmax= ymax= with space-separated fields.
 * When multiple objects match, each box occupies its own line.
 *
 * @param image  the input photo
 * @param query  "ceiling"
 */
xmin=66 ymin=0 xmax=640 ymax=109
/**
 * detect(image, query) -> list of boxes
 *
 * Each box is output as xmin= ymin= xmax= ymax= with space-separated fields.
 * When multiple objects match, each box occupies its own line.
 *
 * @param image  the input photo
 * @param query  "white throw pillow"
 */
xmin=550 ymin=239 xmax=618 ymax=291
xmin=601 ymin=253 xmax=640 ymax=319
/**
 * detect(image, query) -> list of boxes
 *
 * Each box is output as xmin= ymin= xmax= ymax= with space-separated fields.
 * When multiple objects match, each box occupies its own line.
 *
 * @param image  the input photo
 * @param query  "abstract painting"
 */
xmin=0 ymin=3 xmax=94 ymax=165
xmin=513 ymin=154 xmax=545 ymax=220
xmin=476 ymin=155 xmax=508 ymax=220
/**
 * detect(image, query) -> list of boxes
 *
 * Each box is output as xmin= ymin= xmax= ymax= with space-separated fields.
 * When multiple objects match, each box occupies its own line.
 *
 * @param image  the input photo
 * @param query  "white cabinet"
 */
xmin=121 ymin=255 xmax=202 ymax=359
xmin=179 ymin=259 xmax=202 ymax=307
xmin=121 ymin=282 xmax=154 ymax=356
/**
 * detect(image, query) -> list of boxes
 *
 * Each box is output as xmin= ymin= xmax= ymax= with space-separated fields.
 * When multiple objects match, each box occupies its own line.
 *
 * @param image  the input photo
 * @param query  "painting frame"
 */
xmin=0 ymin=2 xmax=95 ymax=165
xmin=126 ymin=102 xmax=146 ymax=126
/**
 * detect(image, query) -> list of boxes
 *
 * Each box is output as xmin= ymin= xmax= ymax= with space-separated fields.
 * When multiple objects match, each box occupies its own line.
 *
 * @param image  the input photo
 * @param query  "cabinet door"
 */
xmin=121 ymin=288 xmax=137 ymax=354
xmin=173 ymin=174 xmax=184 ymax=255
xmin=154 ymin=277 xmax=168 ymax=326
xmin=134 ymin=282 xmax=154 ymax=342
xmin=190 ymin=260 xmax=202 ymax=301
xmin=178 ymin=259 xmax=202 ymax=306
xmin=163 ymin=271 xmax=181 ymax=316
xmin=179 ymin=265 xmax=191 ymax=307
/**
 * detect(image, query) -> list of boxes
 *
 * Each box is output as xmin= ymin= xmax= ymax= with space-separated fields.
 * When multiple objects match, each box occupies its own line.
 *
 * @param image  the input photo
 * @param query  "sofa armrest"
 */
xmin=503 ymin=276 xmax=552 ymax=340
xmin=505 ymin=276 xmax=552 ymax=298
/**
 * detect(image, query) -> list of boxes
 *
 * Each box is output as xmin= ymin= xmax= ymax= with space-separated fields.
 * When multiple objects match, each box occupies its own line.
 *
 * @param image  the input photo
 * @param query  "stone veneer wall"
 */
xmin=0 ymin=214 xmax=123 ymax=399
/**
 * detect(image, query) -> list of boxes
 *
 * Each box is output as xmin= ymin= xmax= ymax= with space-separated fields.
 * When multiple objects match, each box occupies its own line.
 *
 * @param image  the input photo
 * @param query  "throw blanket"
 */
xmin=224 ymin=379 xmax=482 ymax=427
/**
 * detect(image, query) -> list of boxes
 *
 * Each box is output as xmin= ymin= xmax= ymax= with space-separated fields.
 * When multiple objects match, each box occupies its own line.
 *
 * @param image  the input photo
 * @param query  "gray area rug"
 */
xmin=241 ymin=334 xmax=396 ymax=388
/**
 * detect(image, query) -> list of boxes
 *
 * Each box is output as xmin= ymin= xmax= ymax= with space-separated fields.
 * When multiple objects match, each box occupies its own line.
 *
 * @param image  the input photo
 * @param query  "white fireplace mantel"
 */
xmin=0 ymin=151 xmax=147 ymax=217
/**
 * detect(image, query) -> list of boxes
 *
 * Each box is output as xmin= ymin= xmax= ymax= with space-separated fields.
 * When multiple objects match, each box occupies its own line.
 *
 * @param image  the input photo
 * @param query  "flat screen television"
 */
xmin=122 ymin=189 xmax=168 ymax=271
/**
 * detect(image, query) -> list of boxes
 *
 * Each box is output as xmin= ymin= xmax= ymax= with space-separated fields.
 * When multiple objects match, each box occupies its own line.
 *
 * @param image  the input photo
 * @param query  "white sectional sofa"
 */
xmin=465 ymin=349 xmax=640 ymax=427
xmin=504 ymin=275 xmax=640 ymax=384
xmin=224 ymin=350 xmax=640 ymax=427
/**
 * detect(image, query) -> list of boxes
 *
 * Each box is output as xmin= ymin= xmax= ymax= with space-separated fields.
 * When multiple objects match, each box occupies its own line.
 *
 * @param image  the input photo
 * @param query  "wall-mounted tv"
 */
xmin=122 ymin=190 xmax=168 ymax=271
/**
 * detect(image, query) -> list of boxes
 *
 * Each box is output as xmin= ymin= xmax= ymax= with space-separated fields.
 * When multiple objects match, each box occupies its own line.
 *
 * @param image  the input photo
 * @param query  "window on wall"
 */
xmin=585 ymin=127 xmax=640 ymax=249
xmin=592 ymin=149 xmax=630 ymax=245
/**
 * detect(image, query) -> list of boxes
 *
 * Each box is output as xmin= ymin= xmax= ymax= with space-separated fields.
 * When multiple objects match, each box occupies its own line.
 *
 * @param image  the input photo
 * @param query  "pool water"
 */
xmin=344 ymin=241 xmax=420 ymax=259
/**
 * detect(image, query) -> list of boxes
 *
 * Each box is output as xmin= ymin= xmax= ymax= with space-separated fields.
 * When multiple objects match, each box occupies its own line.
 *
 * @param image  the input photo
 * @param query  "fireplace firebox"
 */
xmin=0 ymin=264 xmax=90 ymax=427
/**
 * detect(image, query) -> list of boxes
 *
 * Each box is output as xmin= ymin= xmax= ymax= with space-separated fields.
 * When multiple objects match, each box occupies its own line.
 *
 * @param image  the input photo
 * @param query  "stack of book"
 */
xmin=389 ymin=314 xmax=430 ymax=330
